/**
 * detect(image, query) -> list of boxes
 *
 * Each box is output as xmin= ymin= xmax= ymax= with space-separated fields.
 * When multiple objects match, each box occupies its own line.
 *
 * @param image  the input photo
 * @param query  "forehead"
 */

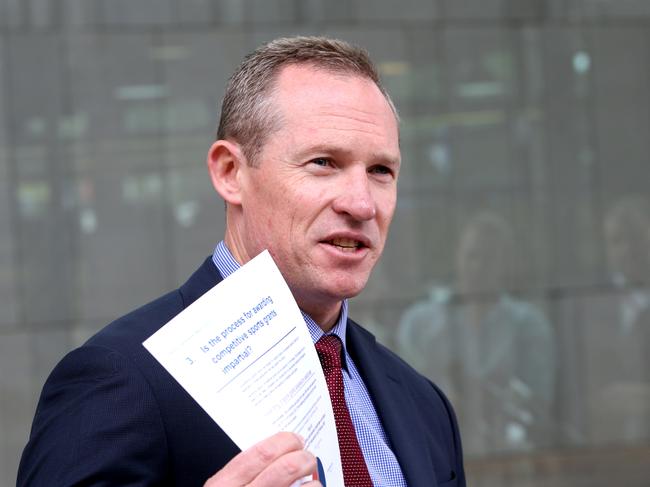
xmin=271 ymin=64 xmax=399 ymax=144
xmin=273 ymin=65 xmax=397 ymax=127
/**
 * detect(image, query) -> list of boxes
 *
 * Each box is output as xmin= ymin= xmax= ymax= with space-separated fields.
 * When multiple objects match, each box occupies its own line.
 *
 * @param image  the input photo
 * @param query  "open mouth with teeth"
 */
xmin=327 ymin=238 xmax=365 ymax=252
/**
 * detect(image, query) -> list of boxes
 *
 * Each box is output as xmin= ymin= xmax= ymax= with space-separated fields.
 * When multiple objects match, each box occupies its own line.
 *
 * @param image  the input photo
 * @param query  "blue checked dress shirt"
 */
xmin=212 ymin=241 xmax=407 ymax=486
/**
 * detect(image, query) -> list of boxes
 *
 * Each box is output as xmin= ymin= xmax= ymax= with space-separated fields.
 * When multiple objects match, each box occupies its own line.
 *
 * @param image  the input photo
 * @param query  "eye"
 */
xmin=369 ymin=165 xmax=393 ymax=176
xmin=310 ymin=157 xmax=331 ymax=167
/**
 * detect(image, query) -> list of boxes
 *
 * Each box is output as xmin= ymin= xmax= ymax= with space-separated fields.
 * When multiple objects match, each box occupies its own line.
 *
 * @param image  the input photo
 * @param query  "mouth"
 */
xmin=324 ymin=237 xmax=368 ymax=253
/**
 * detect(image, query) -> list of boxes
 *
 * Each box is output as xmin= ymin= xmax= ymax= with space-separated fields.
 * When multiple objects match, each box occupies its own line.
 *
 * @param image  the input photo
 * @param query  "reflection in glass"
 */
xmin=17 ymin=181 xmax=51 ymax=219
xmin=398 ymin=210 xmax=556 ymax=456
xmin=583 ymin=195 xmax=650 ymax=444
xmin=605 ymin=195 xmax=650 ymax=291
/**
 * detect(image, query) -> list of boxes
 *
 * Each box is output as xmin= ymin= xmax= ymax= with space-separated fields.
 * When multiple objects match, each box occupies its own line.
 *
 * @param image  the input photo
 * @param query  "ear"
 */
xmin=207 ymin=140 xmax=247 ymax=206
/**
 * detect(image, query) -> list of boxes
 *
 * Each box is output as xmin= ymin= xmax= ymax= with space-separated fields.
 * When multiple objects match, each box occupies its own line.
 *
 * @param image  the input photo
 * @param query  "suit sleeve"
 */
xmin=17 ymin=346 xmax=170 ymax=487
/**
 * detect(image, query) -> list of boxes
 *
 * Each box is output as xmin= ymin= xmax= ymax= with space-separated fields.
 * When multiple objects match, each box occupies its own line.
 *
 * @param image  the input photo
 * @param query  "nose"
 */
xmin=331 ymin=168 xmax=377 ymax=221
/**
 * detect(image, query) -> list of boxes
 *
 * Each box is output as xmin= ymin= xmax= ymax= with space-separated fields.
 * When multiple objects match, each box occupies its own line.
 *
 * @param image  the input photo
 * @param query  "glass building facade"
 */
xmin=1 ymin=1 xmax=649 ymax=485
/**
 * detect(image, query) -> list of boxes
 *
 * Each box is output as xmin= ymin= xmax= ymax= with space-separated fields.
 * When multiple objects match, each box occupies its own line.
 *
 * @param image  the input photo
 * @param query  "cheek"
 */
xmin=376 ymin=183 xmax=397 ymax=209
xmin=295 ymin=183 xmax=327 ymax=204
xmin=379 ymin=195 xmax=397 ymax=230
xmin=292 ymin=188 xmax=328 ymax=223
xmin=265 ymin=214 xmax=274 ymax=229
xmin=250 ymin=186 xmax=287 ymax=226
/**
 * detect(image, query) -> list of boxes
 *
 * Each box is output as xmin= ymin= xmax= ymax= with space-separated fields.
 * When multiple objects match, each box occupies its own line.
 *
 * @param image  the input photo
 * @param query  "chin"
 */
xmin=327 ymin=279 xmax=369 ymax=300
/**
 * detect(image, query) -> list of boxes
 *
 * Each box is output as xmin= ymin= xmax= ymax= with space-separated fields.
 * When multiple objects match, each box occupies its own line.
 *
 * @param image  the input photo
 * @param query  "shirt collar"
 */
xmin=211 ymin=241 xmax=350 ymax=351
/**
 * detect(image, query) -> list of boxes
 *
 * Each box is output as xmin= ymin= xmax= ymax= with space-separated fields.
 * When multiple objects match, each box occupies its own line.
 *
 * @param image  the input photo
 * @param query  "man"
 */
xmin=18 ymin=36 xmax=465 ymax=487
xmin=584 ymin=196 xmax=650 ymax=443
xmin=398 ymin=210 xmax=556 ymax=455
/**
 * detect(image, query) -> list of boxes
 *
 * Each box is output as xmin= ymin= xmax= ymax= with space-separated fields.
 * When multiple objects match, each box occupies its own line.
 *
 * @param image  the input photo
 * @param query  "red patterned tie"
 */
xmin=315 ymin=335 xmax=373 ymax=487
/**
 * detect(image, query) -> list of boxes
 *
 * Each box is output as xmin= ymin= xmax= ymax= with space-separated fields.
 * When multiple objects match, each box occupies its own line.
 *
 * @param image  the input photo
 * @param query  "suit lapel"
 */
xmin=179 ymin=256 xmax=224 ymax=307
xmin=347 ymin=321 xmax=439 ymax=487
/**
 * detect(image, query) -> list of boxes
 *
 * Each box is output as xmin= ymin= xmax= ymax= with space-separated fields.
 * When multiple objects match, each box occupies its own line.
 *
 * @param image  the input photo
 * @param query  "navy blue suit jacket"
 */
xmin=18 ymin=257 xmax=465 ymax=486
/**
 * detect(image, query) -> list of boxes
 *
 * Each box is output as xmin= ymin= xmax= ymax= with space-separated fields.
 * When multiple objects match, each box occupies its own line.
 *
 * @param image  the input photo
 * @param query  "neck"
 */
xmin=300 ymin=299 xmax=343 ymax=333
xmin=224 ymin=227 xmax=252 ymax=267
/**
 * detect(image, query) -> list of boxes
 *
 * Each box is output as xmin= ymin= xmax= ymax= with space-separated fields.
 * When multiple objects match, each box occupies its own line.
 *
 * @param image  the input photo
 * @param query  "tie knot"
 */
xmin=315 ymin=334 xmax=343 ymax=370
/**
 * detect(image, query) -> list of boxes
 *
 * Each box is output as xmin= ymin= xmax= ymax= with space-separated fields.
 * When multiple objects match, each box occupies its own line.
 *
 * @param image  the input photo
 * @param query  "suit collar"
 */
xmin=346 ymin=321 xmax=440 ymax=487
xmin=179 ymin=256 xmax=224 ymax=307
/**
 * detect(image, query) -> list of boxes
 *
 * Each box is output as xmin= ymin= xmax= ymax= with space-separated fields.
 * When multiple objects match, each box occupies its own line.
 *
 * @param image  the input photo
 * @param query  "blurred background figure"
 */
xmin=581 ymin=195 xmax=650 ymax=444
xmin=604 ymin=195 xmax=650 ymax=294
xmin=398 ymin=210 xmax=556 ymax=456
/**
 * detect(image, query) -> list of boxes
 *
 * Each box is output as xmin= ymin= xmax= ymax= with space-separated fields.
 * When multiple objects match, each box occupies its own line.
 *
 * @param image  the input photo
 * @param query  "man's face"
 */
xmin=457 ymin=227 xmax=505 ymax=296
xmin=231 ymin=64 xmax=400 ymax=323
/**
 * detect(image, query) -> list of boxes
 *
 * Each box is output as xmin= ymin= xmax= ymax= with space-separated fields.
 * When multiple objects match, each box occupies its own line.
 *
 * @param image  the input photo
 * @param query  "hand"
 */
xmin=204 ymin=431 xmax=321 ymax=487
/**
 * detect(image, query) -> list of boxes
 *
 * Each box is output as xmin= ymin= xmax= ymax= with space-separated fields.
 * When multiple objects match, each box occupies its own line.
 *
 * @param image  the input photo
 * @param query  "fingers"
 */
xmin=250 ymin=449 xmax=317 ymax=487
xmin=204 ymin=432 xmax=317 ymax=487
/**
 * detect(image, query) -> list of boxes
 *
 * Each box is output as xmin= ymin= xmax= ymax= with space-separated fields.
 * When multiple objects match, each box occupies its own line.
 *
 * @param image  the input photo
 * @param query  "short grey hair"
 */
xmin=216 ymin=36 xmax=398 ymax=166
